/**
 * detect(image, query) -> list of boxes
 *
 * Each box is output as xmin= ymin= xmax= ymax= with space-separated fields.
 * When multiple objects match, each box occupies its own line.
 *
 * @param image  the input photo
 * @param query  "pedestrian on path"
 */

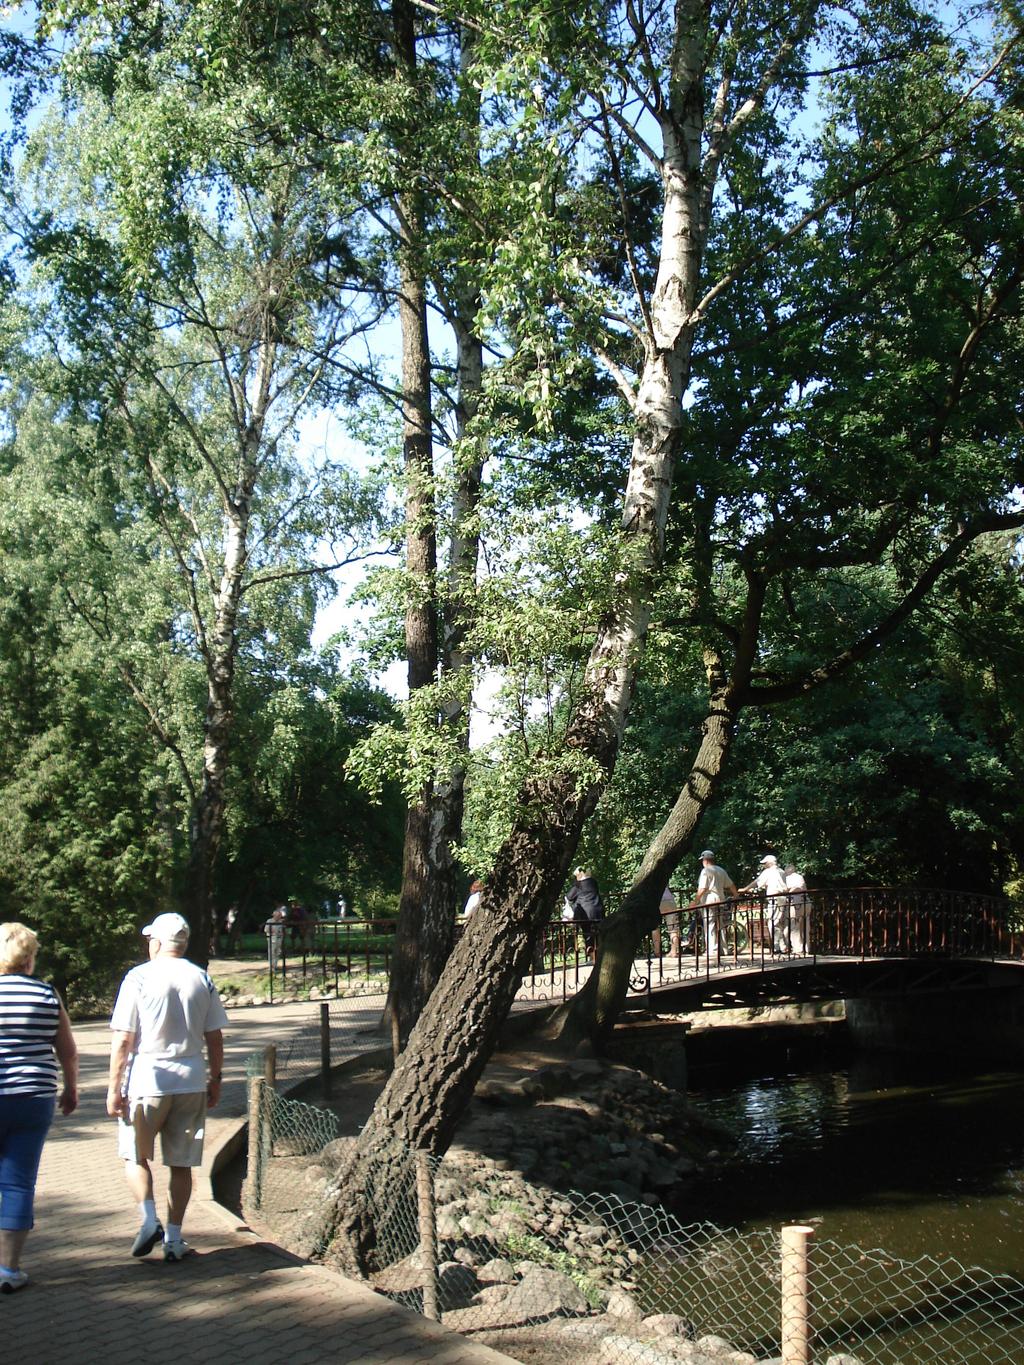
xmin=107 ymin=912 xmax=228 ymax=1263
xmin=0 ymin=921 xmax=79 ymax=1294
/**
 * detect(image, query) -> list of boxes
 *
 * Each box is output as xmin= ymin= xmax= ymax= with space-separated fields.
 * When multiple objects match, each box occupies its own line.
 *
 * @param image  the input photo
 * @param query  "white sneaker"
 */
xmin=131 ymin=1221 xmax=164 ymax=1257
xmin=163 ymin=1238 xmax=192 ymax=1263
xmin=0 ymin=1268 xmax=28 ymax=1294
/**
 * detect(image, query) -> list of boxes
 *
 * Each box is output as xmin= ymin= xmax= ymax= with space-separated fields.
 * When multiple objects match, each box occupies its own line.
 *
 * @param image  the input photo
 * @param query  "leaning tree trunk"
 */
xmin=545 ymin=688 xmax=741 ymax=1047
xmin=546 ymin=567 xmax=768 ymax=1044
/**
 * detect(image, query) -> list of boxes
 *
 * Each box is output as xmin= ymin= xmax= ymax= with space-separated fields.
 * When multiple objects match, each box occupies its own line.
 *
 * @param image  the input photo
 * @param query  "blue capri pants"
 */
xmin=0 ymin=1094 xmax=55 ymax=1231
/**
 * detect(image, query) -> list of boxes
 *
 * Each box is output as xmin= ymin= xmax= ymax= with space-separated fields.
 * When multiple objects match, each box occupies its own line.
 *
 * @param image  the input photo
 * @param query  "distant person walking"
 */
xmin=566 ymin=868 xmax=604 ymax=960
xmin=107 ymin=913 xmax=228 ymax=1263
xmin=0 ymin=922 xmax=78 ymax=1294
xmin=693 ymin=850 xmax=738 ymax=958
xmin=784 ymin=864 xmax=809 ymax=953
xmin=264 ymin=906 xmax=287 ymax=964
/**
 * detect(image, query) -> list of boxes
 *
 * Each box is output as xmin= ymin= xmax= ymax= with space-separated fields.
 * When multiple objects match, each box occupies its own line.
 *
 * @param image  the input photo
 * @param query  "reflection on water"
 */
xmin=683 ymin=1054 xmax=1024 ymax=1275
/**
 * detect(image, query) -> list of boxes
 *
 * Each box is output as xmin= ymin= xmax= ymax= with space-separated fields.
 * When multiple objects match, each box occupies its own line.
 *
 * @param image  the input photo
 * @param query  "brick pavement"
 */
xmin=4 ymin=1005 xmax=519 ymax=1365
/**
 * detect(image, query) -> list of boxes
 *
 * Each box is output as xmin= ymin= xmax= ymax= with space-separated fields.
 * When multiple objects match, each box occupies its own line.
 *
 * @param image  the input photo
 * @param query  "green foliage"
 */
xmin=501 ymin=1229 xmax=604 ymax=1308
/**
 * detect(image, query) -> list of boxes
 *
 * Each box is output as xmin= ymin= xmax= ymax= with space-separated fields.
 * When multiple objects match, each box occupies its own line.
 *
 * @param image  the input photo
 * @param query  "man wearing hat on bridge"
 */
xmin=692 ymin=850 xmax=738 ymax=959
xmin=744 ymin=854 xmax=789 ymax=953
xmin=107 ymin=912 xmax=229 ymax=1262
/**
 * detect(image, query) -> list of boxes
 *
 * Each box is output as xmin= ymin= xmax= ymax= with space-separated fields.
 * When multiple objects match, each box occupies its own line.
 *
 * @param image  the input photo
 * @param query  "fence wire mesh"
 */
xmin=241 ymin=1057 xmax=1024 ymax=1364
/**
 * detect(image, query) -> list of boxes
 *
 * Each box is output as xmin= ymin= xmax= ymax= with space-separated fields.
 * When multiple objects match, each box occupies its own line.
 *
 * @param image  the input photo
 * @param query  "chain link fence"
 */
xmin=240 ymin=1057 xmax=1024 ymax=1363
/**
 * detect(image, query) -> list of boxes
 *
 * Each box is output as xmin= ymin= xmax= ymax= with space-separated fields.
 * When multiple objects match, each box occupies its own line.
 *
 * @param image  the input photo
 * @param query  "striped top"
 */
xmin=0 ymin=974 xmax=60 ymax=1096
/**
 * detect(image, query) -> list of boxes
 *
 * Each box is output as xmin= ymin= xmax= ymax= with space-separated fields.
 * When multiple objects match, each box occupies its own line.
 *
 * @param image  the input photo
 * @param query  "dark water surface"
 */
xmin=683 ymin=1053 xmax=1024 ymax=1275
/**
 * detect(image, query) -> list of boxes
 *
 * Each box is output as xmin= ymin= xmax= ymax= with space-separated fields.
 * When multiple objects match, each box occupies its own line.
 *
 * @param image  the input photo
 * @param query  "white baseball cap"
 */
xmin=141 ymin=912 xmax=190 ymax=944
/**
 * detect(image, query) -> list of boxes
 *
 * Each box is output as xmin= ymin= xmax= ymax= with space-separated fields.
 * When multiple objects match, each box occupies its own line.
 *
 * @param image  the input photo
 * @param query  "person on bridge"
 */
xmin=744 ymin=855 xmax=789 ymax=952
xmin=693 ymin=851 xmax=738 ymax=959
xmin=784 ymin=864 xmax=809 ymax=953
xmin=107 ymin=912 xmax=228 ymax=1263
xmin=566 ymin=868 xmax=604 ymax=961
xmin=655 ymin=885 xmax=680 ymax=957
xmin=0 ymin=922 xmax=79 ymax=1294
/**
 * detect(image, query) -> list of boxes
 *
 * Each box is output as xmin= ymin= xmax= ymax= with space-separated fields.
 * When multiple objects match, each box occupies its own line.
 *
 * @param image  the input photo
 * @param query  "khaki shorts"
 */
xmin=118 ymin=1092 xmax=208 ymax=1168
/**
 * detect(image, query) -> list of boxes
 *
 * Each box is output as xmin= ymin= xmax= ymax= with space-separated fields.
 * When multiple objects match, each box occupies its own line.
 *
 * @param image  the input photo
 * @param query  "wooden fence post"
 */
xmin=781 ymin=1224 xmax=814 ymax=1365
xmin=246 ymin=1075 xmax=265 ymax=1208
xmin=320 ymin=1001 xmax=332 ymax=1098
xmin=416 ymin=1149 xmax=438 ymax=1321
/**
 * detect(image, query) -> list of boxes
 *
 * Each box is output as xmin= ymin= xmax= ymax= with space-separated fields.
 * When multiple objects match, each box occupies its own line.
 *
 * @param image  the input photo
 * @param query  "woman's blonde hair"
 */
xmin=0 ymin=921 xmax=40 ymax=974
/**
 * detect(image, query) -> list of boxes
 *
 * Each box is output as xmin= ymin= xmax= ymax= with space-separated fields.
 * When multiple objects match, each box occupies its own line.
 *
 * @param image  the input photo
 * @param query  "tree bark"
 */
xmin=382 ymin=0 xmax=454 ymax=1044
xmin=383 ymin=14 xmax=488 ymax=1044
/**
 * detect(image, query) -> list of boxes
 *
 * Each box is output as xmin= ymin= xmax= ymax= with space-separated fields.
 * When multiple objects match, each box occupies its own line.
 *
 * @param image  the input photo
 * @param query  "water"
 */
xmin=683 ymin=1054 xmax=1024 ymax=1275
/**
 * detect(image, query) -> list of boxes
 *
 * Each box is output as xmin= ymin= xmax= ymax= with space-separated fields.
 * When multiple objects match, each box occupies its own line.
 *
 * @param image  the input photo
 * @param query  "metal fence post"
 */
xmin=320 ymin=1000 xmax=332 ymax=1098
xmin=781 ymin=1224 xmax=814 ymax=1365
xmin=416 ymin=1149 xmax=438 ymax=1321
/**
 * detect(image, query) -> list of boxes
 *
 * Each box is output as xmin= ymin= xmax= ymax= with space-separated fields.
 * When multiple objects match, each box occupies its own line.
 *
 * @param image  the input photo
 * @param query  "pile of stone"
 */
xmin=255 ymin=1054 xmax=864 ymax=1364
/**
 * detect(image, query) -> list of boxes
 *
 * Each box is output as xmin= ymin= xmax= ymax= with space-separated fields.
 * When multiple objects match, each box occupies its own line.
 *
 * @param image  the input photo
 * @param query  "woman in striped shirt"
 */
xmin=0 ymin=922 xmax=79 ymax=1294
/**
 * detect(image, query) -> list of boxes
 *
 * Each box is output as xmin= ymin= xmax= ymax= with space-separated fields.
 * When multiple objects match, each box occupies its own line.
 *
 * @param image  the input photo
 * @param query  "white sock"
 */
xmin=165 ymin=1223 xmax=182 ymax=1243
xmin=140 ymin=1199 xmax=158 ymax=1227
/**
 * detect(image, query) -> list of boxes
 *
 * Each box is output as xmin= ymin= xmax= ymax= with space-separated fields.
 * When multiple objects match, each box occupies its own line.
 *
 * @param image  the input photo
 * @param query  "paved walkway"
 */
xmin=6 ymin=1002 xmax=519 ymax=1364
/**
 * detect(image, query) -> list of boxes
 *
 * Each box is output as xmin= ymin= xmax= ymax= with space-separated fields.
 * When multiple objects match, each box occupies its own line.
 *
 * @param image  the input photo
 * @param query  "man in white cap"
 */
xmin=692 ymin=850 xmax=738 ymax=959
xmin=749 ymin=854 xmax=789 ymax=952
xmin=107 ymin=912 xmax=229 ymax=1262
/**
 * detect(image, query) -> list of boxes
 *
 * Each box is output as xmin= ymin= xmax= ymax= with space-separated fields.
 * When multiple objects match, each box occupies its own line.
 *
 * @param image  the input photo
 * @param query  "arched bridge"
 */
xmin=622 ymin=886 xmax=1024 ymax=1013
xmin=510 ymin=886 xmax=1024 ymax=1013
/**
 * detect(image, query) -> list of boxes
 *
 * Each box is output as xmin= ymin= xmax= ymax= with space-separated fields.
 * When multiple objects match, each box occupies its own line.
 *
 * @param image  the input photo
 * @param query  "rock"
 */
xmin=477 ymin=1257 xmax=517 ymax=1284
xmin=555 ymin=1317 xmax=613 ymax=1340
xmin=436 ymin=1261 xmax=479 ymax=1306
xmin=319 ymin=1137 xmax=355 ymax=1166
xmin=607 ymin=1179 xmax=643 ymax=1202
xmin=452 ymin=1246 xmax=480 ymax=1267
xmin=645 ymin=1159 xmax=685 ymax=1188
xmin=642 ymin=1312 xmax=693 ymax=1338
xmin=695 ymin=1336 xmax=736 ymax=1354
xmin=825 ymin=1357 xmax=866 ymax=1365
xmin=597 ymin=1337 xmax=683 ymax=1365
xmin=605 ymin=1288 xmax=644 ymax=1321
xmin=515 ymin=1265 xmax=589 ymax=1314
xmin=442 ymin=1265 xmax=587 ymax=1332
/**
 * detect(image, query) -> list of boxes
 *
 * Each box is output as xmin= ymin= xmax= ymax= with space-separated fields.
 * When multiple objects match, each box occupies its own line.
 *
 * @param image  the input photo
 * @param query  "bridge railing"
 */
xmin=805 ymin=887 xmax=1019 ymax=960
xmin=257 ymin=888 xmax=1022 ymax=1001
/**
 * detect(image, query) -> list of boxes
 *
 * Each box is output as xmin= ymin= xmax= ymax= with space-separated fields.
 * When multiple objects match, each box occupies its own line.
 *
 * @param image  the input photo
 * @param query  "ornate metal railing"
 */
xmin=256 ymin=888 xmax=1021 ymax=1003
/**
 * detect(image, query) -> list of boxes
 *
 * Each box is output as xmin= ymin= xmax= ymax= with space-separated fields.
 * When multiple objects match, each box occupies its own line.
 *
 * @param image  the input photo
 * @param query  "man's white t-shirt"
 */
xmin=110 ymin=956 xmax=229 ymax=1098
xmin=697 ymin=864 xmax=733 ymax=904
xmin=757 ymin=865 xmax=789 ymax=897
